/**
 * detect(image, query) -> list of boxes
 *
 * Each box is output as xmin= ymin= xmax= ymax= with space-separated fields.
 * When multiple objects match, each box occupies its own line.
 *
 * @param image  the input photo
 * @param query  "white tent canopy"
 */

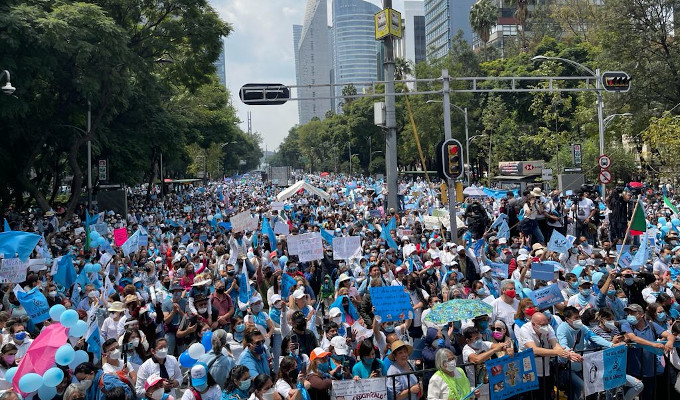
xmin=276 ymin=181 xmax=330 ymax=201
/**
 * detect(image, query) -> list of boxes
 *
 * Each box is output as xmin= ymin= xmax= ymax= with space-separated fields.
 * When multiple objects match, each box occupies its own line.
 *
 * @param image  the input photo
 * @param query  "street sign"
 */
xmin=98 ymin=160 xmax=107 ymax=181
xmin=541 ymin=169 xmax=553 ymax=181
xmin=239 ymin=83 xmax=290 ymax=105
xmin=602 ymin=71 xmax=631 ymax=93
xmin=598 ymin=169 xmax=612 ymax=184
xmin=598 ymin=154 xmax=611 ymax=169
xmin=572 ymin=144 xmax=582 ymax=166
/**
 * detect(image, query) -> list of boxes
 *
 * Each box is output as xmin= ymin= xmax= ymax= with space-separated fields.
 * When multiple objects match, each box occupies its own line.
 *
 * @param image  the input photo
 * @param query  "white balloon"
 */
xmin=188 ymin=342 xmax=206 ymax=359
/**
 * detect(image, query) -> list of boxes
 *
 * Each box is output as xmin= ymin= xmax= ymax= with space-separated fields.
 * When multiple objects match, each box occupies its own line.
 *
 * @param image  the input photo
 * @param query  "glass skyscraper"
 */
xmin=425 ymin=0 xmax=477 ymax=60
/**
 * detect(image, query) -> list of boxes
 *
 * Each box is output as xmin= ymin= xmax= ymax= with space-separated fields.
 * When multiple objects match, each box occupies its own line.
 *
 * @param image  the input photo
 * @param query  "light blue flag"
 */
xmin=497 ymin=220 xmax=510 ymax=239
xmin=490 ymin=213 xmax=507 ymax=229
xmin=53 ymin=254 xmax=77 ymax=289
xmin=473 ymin=238 xmax=485 ymax=257
xmin=547 ymin=230 xmax=570 ymax=254
xmin=262 ymin=216 xmax=277 ymax=253
xmin=0 ymin=231 xmax=41 ymax=261
xmin=138 ymin=226 xmax=148 ymax=247
xmin=238 ymin=261 xmax=251 ymax=308
xmin=121 ymin=230 xmax=140 ymax=257
xmin=386 ymin=216 xmax=397 ymax=232
xmin=629 ymin=231 xmax=648 ymax=271
xmin=320 ymin=229 xmax=334 ymax=245
xmin=380 ymin=224 xmax=398 ymax=249
xmin=86 ymin=323 xmax=102 ymax=363
xmin=281 ymin=273 xmax=297 ymax=300
xmin=3 ymin=219 xmax=10 ymax=232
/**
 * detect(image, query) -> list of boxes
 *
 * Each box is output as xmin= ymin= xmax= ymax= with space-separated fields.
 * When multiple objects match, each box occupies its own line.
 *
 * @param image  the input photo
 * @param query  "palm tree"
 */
xmin=469 ymin=0 xmax=498 ymax=51
xmin=506 ymin=0 xmax=533 ymax=52
xmin=394 ymin=57 xmax=413 ymax=81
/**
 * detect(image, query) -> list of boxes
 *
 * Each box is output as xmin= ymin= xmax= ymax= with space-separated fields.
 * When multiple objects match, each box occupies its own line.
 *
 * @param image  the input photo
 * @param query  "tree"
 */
xmin=469 ymin=0 xmax=498 ymax=52
xmin=506 ymin=0 xmax=534 ymax=52
xmin=394 ymin=57 xmax=413 ymax=80
xmin=642 ymin=112 xmax=680 ymax=178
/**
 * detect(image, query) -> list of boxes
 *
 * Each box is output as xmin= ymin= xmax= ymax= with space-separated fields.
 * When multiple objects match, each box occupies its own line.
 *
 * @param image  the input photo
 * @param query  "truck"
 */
xmin=269 ymin=166 xmax=292 ymax=187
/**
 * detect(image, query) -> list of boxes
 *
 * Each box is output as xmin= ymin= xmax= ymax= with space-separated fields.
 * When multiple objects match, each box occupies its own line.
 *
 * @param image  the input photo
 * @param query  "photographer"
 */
xmin=572 ymin=189 xmax=596 ymax=245
xmin=607 ymin=188 xmax=632 ymax=244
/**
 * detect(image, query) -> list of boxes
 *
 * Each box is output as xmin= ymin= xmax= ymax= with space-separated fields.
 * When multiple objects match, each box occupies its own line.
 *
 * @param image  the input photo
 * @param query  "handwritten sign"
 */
xmin=16 ymin=287 xmax=50 ymax=323
xmin=582 ymin=346 xmax=627 ymax=396
xmin=270 ymin=202 xmax=284 ymax=211
xmin=369 ymin=286 xmax=414 ymax=322
xmin=486 ymin=349 xmax=539 ymax=400
xmin=230 ymin=210 xmax=258 ymax=233
xmin=527 ymin=283 xmax=564 ymax=310
xmin=0 ymin=258 xmax=30 ymax=283
xmin=618 ymin=252 xmax=633 ymax=269
xmin=369 ymin=209 xmax=382 ymax=218
xmin=531 ymin=263 xmax=555 ymax=281
xmin=487 ymin=261 xmax=509 ymax=280
xmin=113 ymin=228 xmax=128 ymax=246
xmin=274 ymin=221 xmax=290 ymax=235
xmin=332 ymin=377 xmax=386 ymax=400
xmin=287 ymin=232 xmax=323 ymax=262
xmin=333 ymin=236 xmax=361 ymax=260
xmin=547 ymin=230 xmax=569 ymax=254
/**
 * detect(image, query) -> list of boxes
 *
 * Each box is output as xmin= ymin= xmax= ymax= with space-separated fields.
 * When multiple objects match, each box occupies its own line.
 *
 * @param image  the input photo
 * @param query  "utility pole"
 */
xmin=87 ymin=101 xmax=92 ymax=214
xmin=383 ymin=0 xmax=399 ymax=213
xmin=441 ymin=70 xmax=458 ymax=243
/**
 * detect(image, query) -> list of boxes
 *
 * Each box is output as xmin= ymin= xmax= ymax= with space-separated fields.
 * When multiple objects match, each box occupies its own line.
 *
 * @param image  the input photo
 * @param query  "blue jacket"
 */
xmin=237 ymin=348 xmax=270 ymax=378
xmin=556 ymin=323 xmax=611 ymax=371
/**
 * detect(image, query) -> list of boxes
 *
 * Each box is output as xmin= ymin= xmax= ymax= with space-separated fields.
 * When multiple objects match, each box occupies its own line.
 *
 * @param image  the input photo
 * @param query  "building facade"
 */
xmin=424 ymin=0 xmax=477 ymax=60
xmin=404 ymin=1 xmax=427 ymax=65
xmin=214 ymin=37 xmax=226 ymax=88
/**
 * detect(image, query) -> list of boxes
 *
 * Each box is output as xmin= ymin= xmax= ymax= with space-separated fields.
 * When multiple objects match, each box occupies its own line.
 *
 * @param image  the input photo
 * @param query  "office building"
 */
xmin=404 ymin=1 xmax=427 ymax=65
xmin=214 ymin=37 xmax=226 ymax=87
xmin=424 ymin=0 xmax=477 ymax=60
xmin=293 ymin=0 xmax=333 ymax=124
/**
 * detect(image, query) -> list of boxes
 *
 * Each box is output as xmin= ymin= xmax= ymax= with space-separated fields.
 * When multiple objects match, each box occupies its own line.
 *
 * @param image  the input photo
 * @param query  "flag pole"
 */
xmin=615 ymin=195 xmax=640 ymax=267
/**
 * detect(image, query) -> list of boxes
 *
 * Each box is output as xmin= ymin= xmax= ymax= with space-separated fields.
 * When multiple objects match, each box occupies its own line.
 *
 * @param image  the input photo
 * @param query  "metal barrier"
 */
xmin=385 ymin=345 xmax=679 ymax=400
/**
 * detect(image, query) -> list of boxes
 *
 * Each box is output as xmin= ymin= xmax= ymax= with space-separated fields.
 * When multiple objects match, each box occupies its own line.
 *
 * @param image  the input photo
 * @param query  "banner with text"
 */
xmin=332 ymin=377 xmax=386 ymax=400
xmin=369 ymin=286 xmax=414 ymax=322
xmin=527 ymin=284 xmax=564 ymax=310
xmin=287 ymin=232 xmax=324 ymax=262
xmin=582 ymin=346 xmax=627 ymax=396
xmin=333 ymin=236 xmax=361 ymax=260
xmin=0 ymin=258 xmax=30 ymax=283
xmin=230 ymin=211 xmax=259 ymax=233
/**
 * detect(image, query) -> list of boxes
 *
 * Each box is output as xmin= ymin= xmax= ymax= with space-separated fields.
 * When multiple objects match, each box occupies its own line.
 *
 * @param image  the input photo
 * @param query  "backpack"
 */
xmin=98 ymin=372 xmax=136 ymax=400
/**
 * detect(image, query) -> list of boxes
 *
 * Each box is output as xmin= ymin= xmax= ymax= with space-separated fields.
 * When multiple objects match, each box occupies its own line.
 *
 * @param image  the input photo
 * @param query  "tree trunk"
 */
xmin=145 ymin=148 xmax=158 ymax=205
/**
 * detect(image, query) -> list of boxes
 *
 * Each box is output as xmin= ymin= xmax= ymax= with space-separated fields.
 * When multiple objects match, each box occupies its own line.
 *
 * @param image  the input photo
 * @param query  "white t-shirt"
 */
xmin=517 ymin=323 xmax=556 ymax=377
xmin=102 ymin=361 xmax=134 ymax=375
xmin=575 ymin=198 xmax=594 ymax=221
xmin=462 ymin=341 xmax=492 ymax=389
xmin=181 ymin=385 xmax=222 ymax=400
xmin=374 ymin=325 xmax=410 ymax=359
xmin=408 ymin=289 xmax=429 ymax=327
xmin=490 ymin=297 xmax=519 ymax=330
xmin=275 ymin=379 xmax=294 ymax=399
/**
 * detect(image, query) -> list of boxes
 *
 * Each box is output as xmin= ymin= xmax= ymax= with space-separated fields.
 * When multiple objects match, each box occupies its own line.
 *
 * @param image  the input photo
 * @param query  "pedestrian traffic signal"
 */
xmin=239 ymin=83 xmax=290 ymax=105
xmin=440 ymin=139 xmax=464 ymax=180
xmin=601 ymin=72 xmax=631 ymax=93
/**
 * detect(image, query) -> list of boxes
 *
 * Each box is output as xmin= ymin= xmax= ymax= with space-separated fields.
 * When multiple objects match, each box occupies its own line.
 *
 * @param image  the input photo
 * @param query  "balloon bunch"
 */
xmin=178 ymin=331 xmax=213 ymax=368
xmin=82 ymin=262 xmax=102 ymax=274
xmin=88 ymin=230 xmax=109 ymax=249
xmin=11 ymin=304 xmax=92 ymax=398
xmin=658 ymin=217 xmax=680 ymax=236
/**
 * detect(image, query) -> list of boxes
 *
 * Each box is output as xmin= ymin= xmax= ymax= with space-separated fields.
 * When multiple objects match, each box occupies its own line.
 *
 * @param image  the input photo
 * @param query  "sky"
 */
xmin=210 ymin=0 xmax=407 ymax=152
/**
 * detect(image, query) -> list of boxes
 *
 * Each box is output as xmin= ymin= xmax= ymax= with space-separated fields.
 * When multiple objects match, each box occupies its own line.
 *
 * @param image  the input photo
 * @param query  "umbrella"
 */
xmin=13 ymin=323 xmax=68 ymax=393
xmin=629 ymin=182 xmax=643 ymax=188
xmin=424 ymin=299 xmax=493 ymax=324
xmin=320 ymin=172 xmax=330 ymax=177
xmin=463 ymin=186 xmax=487 ymax=197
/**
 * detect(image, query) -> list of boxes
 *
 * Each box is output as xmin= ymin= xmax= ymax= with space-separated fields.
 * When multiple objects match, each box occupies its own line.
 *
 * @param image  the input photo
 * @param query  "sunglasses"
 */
xmin=252 ymin=340 xmax=265 ymax=346
xmin=491 ymin=327 xmax=505 ymax=332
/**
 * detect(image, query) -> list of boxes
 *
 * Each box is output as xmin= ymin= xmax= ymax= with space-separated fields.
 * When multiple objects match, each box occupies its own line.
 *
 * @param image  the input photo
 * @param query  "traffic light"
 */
xmin=440 ymin=139 xmax=464 ymax=180
xmin=601 ymin=71 xmax=631 ymax=93
xmin=239 ymin=83 xmax=290 ymax=105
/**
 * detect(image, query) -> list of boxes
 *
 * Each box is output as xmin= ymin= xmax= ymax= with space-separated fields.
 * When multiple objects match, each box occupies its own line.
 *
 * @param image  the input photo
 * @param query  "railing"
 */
xmin=386 ymin=346 xmax=677 ymax=400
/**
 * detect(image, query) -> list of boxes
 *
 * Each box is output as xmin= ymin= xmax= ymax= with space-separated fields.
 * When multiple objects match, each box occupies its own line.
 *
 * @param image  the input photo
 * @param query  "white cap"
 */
xmin=329 ymin=307 xmax=342 ymax=318
xmin=293 ymin=288 xmax=306 ymax=299
xmin=498 ymin=237 xmax=507 ymax=244
xmin=518 ymin=248 xmax=530 ymax=256
xmin=338 ymin=273 xmax=351 ymax=283
xmin=330 ymin=335 xmax=349 ymax=355
xmin=480 ymin=265 xmax=492 ymax=274
xmin=517 ymin=254 xmax=530 ymax=261
xmin=456 ymin=245 xmax=465 ymax=252
xmin=270 ymin=294 xmax=282 ymax=304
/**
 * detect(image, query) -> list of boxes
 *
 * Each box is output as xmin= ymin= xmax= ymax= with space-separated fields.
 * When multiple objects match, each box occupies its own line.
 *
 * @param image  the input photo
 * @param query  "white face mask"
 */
xmin=109 ymin=349 xmax=121 ymax=360
xmin=604 ymin=320 xmax=617 ymax=331
xmin=198 ymin=307 xmax=208 ymax=314
xmin=155 ymin=348 xmax=168 ymax=359
xmin=262 ymin=388 xmax=275 ymax=400
xmin=151 ymin=388 xmax=165 ymax=400
xmin=538 ymin=325 xmax=550 ymax=335
xmin=444 ymin=360 xmax=457 ymax=372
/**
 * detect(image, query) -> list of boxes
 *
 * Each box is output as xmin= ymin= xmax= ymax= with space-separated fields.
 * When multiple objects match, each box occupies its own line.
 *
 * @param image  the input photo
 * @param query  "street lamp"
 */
xmin=532 ymin=55 xmax=605 ymax=194
xmin=427 ymin=100 xmax=469 ymax=184
xmin=603 ymin=113 xmax=632 ymax=129
xmin=1 ymin=70 xmax=15 ymax=95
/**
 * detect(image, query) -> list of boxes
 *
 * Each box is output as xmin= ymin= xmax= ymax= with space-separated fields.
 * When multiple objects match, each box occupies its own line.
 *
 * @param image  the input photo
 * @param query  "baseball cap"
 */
xmin=329 ymin=307 xmax=342 ymax=318
xmin=310 ymin=347 xmax=331 ymax=362
xmin=624 ymin=304 xmax=644 ymax=313
xmin=498 ymin=237 xmax=507 ymax=244
xmin=292 ymin=310 xmax=306 ymax=323
xmin=330 ymin=336 xmax=349 ymax=355
xmin=293 ymin=288 xmax=306 ymax=299
xmin=456 ymin=245 xmax=465 ymax=253
xmin=517 ymin=254 xmax=530 ymax=261
xmin=480 ymin=265 xmax=492 ymax=274
xmin=145 ymin=374 xmax=164 ymax=391
xmin=190 ymin=363 xmax=208 ymax=387
xmin=270 ymin=294 xmax=282 ymax=305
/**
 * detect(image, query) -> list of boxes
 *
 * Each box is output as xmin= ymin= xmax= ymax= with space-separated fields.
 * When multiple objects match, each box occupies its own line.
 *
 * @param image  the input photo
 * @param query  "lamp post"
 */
xmin=603 ymin=113 xmax=632 ymax=129
xmin=427 ymin=100 xmax=469 ymax=184
xmin=0 ymin=70 xmax=15 ymax=95
xmin=532 ymin=55 xmax=605 ymax=194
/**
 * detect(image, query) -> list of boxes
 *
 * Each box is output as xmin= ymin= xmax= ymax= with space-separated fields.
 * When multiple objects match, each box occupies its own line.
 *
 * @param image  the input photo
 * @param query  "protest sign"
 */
xmin=274 ymin=221 xmax=290 ymax=235
xmin=138 ymin=229 xmax=149 ymax=247
xmin=487 ymin=261 xmax=509 ymax=280
xmin=582 ymin=346 xmax=627 ymax=396
xmin=369 ymin=286 xmax=414 ymax=322
xmin=183 ymin=205 xmax=192 ymax=213
xmin=432 ymin=209 xmax=449 ymax=218
xmin=547 ymin=230 xmax=569 ymax=254
xmin=527 ymin=284 xmax=564 ymax=310
xmin=423 ymin=215 xmax=446 ymax=230
xmin=0 ymin=258 xmax=30 ymax=283
xmin=230 ymin=210 xmax=258 ymax=233
xmin=333 ymin=236 xmax=361 ymax=260
xmin=618 ymin=252 xmax=632 ymax=269
xmin=332 ymin=377 xmax=386 ymax=400
xmin=93 ymin=223 xmax=108 ymax=238
xmin=369 ymin=209 xmax=382 ymax=218
xmin=270 ymin=202 xmax=284 ymax=211
xmin=531 ymin=263 xmax=555 ymax=281
xmin=287 ymin=233 xmax=323 ymax=262
xmin=16 ymin=287 xmax=50 ymax=323
xmin=486 ymin=349 xmax=539 ymax=400
xmin=113 ymin=228 xmax=127 ymax=246
xmin=616 ymin=245 xmax=631 ymax=254
xmin=121 ymin=231 xmax=140 ymax=257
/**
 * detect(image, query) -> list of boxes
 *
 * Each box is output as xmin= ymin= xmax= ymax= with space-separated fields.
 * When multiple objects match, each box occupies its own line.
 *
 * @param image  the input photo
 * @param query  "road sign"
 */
xmin=602 ymin=71 xmax=631 ymax=93
xmin=598 ymin=169 xmax=612 ymax=185
xmin=572 ymin=144 xmax=582 ymax=166
xmin=239 ymin=83 xmax=290 ymax=105
xmin=98 ymin=160 xmax=107 ymax=181
xmin=598 ymin=154 xmax=611 ymax=169
xmin=542 ymin=169 xmax=553 ymax=181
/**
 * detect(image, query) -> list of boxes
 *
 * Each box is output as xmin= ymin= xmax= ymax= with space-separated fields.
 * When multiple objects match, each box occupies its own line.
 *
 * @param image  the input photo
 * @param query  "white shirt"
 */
xmin=409 ymin=289 xmax=429 ymax=327
xmin=575 ymin=198 xmax=594 ymax=221
xmin=181 ymin=385 xmax=222 ymax=400
xmin=101 ymin=316 xmax=126 ymax=341
xmin=642 ymin=286 xmax=672 ymax=304
xmin=653 ymin=259 xmax=670 ymax=275
xmin=275 ymin=379 xmax=294 ymax=399
xmin=490 ymin=297 xmax=519 ymax=330
xmin=103 ymin=360 xmax=134 ymax=375
xmin=517 ymin=322 xmax=556 ymax=377
xmin=134 ymin=356 xmax=183 ymax=399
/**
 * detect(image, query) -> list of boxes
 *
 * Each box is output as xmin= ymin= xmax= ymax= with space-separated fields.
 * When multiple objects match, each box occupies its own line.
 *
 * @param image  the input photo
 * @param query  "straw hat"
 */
xmin=388 ymin=340 xmax=413 ymax=360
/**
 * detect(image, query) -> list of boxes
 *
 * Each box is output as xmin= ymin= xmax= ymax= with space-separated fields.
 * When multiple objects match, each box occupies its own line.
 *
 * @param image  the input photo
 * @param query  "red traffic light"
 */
xmin=448 ymin=145 xmax=460 ymax=155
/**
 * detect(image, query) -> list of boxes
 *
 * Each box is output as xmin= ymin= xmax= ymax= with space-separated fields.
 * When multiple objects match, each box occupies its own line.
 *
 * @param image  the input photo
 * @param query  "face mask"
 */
xmin=444 ymin=360 xmax=457 ymax=372
xmin=254 ymin=343 xmax=266 ymax=355
xmin=239 ymin=378 xmax=252 ymax=391
xmin=236 ymin=324 xmax=246 ymax=333
xmin=570 ymin=282 xmax=579 ymax=289
xmin=492 ymin=331 xmax=504 ymax=340
xmin=318 ymin=361 xmax=330 ymax=373
xmin=579 ymin=289 xmax=592 ymax=297
xmin=604 ymin=320 xmax=617 ymax=331
xmin=198 ymin=307 xmax=208 ymax=314
xmin=155 ymin=348 xmax=168 ymax=359
xmin=504 ymin=289 xmax=516 ymax=298
xmin=49 ymin=291 xmax=58 ymax=297
xmin=251 ymin=304 xmax=263 ymax=313
xmin=216 ymin=288 xmax=225 ymax=294
xmin=109 ymin=349 xmax=121 ymax=360
xmin=14 ymin=332 xmax=26 ymax=342
xmin=471 ymin=338 xmax=483 ymax=349
xmin=151 ymin=388 xmax=165 ymax=400
xmin=626 ymin=315 xmax=639 ymax=325
xmin=287 ymin=369 xmax=299 ymax=380
xmin=478 ymin=321 xmax=489 ymax=330
xmin=525 ymin=307 xmax=536 ymax=317
xmin=173 ymin=292 xmax=182 ymax=300
xmin=657 ymin=312 xmax=667 ymax=321
xmin=131 ymin=338 xmax=140 ymax=348
xmin=537 ymin=325 xmax=550 ymax=335
xmin=477 ymin=288 xmax=487 ymax=296
xmin=571 ymin=319 xmax=583 ymax=329
xmin=578 ymin=260 xmax=587 ymax=266
xmin=362 ymin=357 xmax=374 ymax=365
xmin=3 ymin=355 xmax=15 ymax=365
xmin=665 ymin=255 xmax=672 ymax=262
xmin=384 ymin=324 xmax=395 ymax=333
xmin=619 ymin=298 xmax=628 ymax=306
xmin=624 ymin=277 xmax=634 ymax=286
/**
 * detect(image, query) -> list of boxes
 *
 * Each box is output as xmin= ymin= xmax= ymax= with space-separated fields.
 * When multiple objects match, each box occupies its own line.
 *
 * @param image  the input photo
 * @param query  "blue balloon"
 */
xmin=93 ymin=263 xmax=102 ymax=273
xmin=673 ymin=218 xmax=680 ymax=227
xmin=43 ymin=367 xmax=64 ymax=387
xmin=96 ymin=237 xmax=107 ymax=247
xmin=201 ymin=331 xmax=213 ymax=352
xmin=69 ymin=320 xmax=88 ymax=337
xmin=659 ymin=217 xmax=668 ymax=226
xmin=69 ymin=350 xmax=89 ymax=370
xmin=89 ymin=231 xmax=100 ymax=241
xmin=38 ymin=384 xmax=57 ymax=400
xmin=55 ymin=344 xmax=75 ymax=366
xmin=5 ymin=367 xmax=17 ymax=382
xmin=19 ymin=373 xmax=43 ymax=393
xmin=178 ymin=351 xmax=197 ymax=368
xmin=60 ymin=309 xmax=79 ymax=328
xmin=49 ymin=304 xmax=66 ymax=321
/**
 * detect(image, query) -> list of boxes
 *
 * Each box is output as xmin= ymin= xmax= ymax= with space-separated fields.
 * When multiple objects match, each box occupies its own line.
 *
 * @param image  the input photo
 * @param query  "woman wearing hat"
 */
xmin=386 ymin=340 xmax=421 ymax=400
xmin=102 ymin=301 xmax=127 ymax=341
xmin=427 ymin=348 xmax=475 ymax=400
xmin=143 ymin=374 xmax=175 ymax=400
xmin=305 ymin=348 xmax=334 ymax=400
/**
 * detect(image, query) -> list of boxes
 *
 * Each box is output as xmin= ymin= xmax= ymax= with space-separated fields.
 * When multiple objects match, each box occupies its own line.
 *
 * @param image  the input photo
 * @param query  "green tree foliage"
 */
xmin=469 ymin=0 xmax=498 ymax=49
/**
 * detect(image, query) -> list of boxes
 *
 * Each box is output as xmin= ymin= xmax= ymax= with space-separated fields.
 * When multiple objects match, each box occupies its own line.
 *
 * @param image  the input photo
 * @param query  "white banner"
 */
xmin=230 ymin=210 xmax=258 ymax=233
xmin=0 ymin=258 xmax=30 ymax=283
xmin=274 ymin=221 xmax=290 ymax=235
xmin=332 ymin=377 xmax=386 ymax=400
xmin=582 ymin=346 xmax=627 ymax=396
xmin=333 ymin=236 xmax=361 ymax=260
xmin=287 ymin=232 xmax=323 ymax=262
xmin=270 ymin=202 xmax=284 ymax=211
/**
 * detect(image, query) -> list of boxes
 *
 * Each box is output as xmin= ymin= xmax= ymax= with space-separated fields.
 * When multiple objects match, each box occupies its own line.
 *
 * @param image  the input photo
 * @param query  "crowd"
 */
xmin=0 ymin=174 xmax=680 ymax=400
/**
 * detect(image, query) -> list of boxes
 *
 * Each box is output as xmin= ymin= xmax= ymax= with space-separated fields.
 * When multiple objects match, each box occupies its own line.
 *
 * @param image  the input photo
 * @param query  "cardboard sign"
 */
xmin=527 ymin=283 xmax=565 ymax=310
xmin=0 ymin=258 xmax=30 ymax=283
xmin=486 ymin=349 xmax=539 ymax=400
xmin=274 ymin=221 xmax=290 ymax=235
xmin=332 ymin=377 xmax=387 ymax=400
xmin=230 ymin=210 xmax=258 ymax=233
xmin=369 ymin=286 xmax=414 ymax=322
xmin=287 ymin=232 xmax=323 ymax=262
xmin=531 ymin=263 xmax=555 ymax=281
xmin=333 ymin=236 xmax=361 ymax=260
xmin=270 ymin=202 xmax=284 ymax=211
xmin=113 ymin=228 xmax=127 ymax=246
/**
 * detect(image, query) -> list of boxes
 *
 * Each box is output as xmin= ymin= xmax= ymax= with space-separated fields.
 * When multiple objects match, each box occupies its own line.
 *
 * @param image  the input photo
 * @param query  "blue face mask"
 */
xmin=254 ymin=343 xmax=266 ymax=355
xmin=580 ymin=289 xmax=592 ymax=297
xmin=318 ymin=361 xmax=330 ymax=373
xmin=478 ymin=321 xmax=489 ymax=330
xmin=624 ymin=278 xmax=634 ymax=286
xmin=362 ymin=357 xmax=374 ymax=365
xmin=657 ymin=312 xmax=667 ymax=321
xmin=571 ymin=282 xmax=579 ymax=289
xmin=626 ymin=315 xmax=638 ymax=325
xmin=607 ymin=290 xmax=616 ymax=297
xmin=235 ymin=324 xmax=246 ymax=333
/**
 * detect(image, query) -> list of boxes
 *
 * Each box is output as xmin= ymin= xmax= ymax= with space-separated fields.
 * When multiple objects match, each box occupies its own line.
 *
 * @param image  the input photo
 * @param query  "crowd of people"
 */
xmin=1 ymin=174 xmax=680 ymax=400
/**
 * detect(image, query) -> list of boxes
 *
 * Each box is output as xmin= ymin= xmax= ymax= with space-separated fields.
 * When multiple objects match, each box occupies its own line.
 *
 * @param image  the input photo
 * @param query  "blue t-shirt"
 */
xmin=621 ymin=320 xmax=665 ymax=377
xmin=352 ymin=359 xmax=383 ymax=379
